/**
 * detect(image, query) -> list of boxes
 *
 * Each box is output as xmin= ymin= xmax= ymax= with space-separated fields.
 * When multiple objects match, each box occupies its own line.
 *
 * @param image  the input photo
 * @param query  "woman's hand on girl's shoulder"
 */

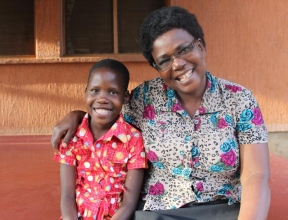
xmin=51 ymin=110 xmax=86 ymax=153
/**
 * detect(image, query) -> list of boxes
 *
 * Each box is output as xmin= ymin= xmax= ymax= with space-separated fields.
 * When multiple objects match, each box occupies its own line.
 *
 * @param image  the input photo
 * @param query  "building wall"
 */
xmin=0 ymin=62 xmax=157 ymax=134
xmin=0 ymin=0 xmax=288 ymax=135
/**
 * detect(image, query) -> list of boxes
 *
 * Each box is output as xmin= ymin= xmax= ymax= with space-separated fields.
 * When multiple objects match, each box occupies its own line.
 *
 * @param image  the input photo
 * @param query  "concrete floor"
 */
xmin=0 ymin=137 xmax=60 ymax=219
xmin=0 ymin=134 xmax=287 ymax=219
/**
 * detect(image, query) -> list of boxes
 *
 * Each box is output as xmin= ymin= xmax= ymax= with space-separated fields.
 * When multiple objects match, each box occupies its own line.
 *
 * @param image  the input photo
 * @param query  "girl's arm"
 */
xmin=51 ymin=110 xmax=86 ymax=153
xmin=238 ymin=143 xmax=270 ymax=220
xmin=111 ymin=169 xmax=144 ymax=220
xmin=60 ymin=163 xmax=78 ymax=220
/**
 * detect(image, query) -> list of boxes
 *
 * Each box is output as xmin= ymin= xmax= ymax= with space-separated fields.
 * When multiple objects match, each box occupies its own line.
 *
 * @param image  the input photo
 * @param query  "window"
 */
xmin=65 ymin=0 xmax=167 ymax=55
xmin=0 ymin=0 xmax=34 ymax=55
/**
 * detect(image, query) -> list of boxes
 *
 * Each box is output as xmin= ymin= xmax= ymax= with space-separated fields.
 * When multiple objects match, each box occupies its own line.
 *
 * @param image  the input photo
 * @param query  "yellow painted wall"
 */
xmin=0 ymin=62 xmax=157 ymax=135
xmin=0 ymin=0 xmax=287 ymax=135
xmin=172 ymin=0 xmax=288 ymax=132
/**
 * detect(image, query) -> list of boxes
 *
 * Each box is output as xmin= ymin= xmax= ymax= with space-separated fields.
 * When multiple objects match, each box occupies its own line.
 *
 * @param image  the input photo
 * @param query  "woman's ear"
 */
xmin=123 ymin=90 xmax=130 ymax=104
xmin=197 ymin=38 xmax=206 ymax=57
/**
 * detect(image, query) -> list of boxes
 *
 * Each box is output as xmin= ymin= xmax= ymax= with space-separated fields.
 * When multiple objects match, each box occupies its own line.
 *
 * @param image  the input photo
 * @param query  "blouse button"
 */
xmin=194 ymin=119 xmax=199 ymax=124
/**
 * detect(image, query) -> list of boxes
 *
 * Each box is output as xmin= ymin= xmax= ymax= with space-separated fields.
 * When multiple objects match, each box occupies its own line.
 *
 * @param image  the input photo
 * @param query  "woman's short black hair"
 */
xmin=87 ymin=59 xmax=130 ymax=91
xmin=139 ymin=6 xmax=205 ymax=67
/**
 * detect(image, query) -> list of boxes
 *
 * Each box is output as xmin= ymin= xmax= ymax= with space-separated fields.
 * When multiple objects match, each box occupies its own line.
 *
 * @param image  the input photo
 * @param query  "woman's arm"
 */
xmin=111 ymin=169 xmax=144 ymax=220
xmin=60 ymin=164 xmax=78 ymax=220
xmin=51 ymin=110 xmax=86 ymax=153
xmin=238 ymin=143 xmax=270 ymax=220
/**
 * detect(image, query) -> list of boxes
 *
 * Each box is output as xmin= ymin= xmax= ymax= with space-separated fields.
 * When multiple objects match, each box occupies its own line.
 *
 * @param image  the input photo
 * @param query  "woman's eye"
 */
xmin=158 ymin=58 xmax=171 ymax=66
xmin=178 ymin=46 xmax=191 ymax=55
xmin=91 ymin=89 xmax=98 ymax=93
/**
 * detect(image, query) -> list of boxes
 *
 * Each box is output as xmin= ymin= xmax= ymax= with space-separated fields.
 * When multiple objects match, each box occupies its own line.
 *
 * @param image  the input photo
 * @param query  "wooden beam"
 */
xmin=113 ymin=0 xmax=118 ymax=54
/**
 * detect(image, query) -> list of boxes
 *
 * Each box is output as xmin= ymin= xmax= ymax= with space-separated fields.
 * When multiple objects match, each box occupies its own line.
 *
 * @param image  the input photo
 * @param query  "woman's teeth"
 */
xmin=178 ymin=70 xmax=193 ymax=82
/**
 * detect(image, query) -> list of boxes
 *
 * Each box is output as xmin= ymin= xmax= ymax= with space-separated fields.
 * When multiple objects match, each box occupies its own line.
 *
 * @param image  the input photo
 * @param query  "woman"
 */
xmin=51 ymin=6 xmax=270 ymax=220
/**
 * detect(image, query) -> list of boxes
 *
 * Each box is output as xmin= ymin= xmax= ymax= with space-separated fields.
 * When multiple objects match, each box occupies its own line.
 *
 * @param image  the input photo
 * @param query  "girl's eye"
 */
xmin=91 ymin=89 xmax=98 ymax=93
xmin=110 ymin=91 xmax=118 ymax=95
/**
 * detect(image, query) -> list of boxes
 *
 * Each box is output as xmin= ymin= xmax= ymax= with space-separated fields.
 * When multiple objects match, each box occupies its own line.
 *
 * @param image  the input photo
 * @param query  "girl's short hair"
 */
xmin=88 ymin=59 xmax=130 ymax=91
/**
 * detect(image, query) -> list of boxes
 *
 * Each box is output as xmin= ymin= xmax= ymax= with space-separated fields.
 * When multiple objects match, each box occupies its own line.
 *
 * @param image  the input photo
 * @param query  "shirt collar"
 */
xmin=200 ymin=71 xmax=225 ymax=114
xmin=160 ymin=71 xmax=225 ymax=115
xmin=76 ymin=113 xmax=129 ymax=144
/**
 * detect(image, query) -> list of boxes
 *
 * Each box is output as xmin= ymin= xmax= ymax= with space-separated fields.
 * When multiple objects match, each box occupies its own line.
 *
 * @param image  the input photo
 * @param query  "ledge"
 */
xmin=266 ymin=124 xmax=288 ymax=132
xmin=0 ymin=135 xmax=50 ymax=144
xmin=0 ymin=54 xmax=147 ymax=64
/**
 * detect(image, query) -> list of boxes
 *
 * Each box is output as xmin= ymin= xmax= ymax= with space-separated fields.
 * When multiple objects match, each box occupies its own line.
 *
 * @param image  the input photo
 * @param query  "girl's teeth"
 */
xmin=95 ymin=109 xmax=111 ymax=114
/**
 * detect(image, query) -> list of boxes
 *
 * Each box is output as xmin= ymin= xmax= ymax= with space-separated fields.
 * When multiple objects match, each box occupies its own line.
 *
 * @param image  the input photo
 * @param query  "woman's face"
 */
xmin=151 ymin=28 xmax=207 ymax=97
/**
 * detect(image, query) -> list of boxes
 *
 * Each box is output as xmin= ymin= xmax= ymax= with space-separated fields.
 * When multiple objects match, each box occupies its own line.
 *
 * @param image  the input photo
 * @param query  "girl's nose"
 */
xmin=97 ymin=92 xmax=109 ymax=103
xmin=97 ymin=97 xmax=109 ymax=104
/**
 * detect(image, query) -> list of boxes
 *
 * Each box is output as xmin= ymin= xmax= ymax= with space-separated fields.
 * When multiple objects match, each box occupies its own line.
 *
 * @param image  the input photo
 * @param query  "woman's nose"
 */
xmin=171 ymin=57 xmax=186 ymax=70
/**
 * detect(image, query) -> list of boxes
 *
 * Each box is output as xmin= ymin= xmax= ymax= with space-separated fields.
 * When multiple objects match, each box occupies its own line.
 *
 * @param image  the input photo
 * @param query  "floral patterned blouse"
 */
xmin=54 ymin=113 xmax=147 ymax=219
xmin=123 ymin=71 xmax=268 ymax=211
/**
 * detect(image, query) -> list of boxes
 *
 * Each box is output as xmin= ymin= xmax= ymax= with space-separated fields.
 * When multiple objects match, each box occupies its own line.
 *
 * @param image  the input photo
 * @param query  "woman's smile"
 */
xmin=175 ymin=68 xmax=194 ymax=83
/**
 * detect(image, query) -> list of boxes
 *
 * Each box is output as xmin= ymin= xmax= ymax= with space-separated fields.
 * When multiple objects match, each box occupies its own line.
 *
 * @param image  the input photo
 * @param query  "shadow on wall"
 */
xmin=268 ymin=132 xmax=288 ymax=159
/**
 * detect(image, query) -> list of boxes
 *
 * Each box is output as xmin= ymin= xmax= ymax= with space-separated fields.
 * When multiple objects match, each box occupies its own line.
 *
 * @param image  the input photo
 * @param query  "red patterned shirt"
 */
xmin=54 ymin=113 xmax=147 ymax=220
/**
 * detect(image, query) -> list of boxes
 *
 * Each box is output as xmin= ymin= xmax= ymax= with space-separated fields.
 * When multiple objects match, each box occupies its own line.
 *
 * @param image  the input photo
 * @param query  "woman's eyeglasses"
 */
xmin=153 ymin=39 xmax=196 ymax=72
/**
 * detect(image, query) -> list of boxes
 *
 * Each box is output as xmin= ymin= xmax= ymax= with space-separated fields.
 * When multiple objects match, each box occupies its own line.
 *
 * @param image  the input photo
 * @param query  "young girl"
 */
xmin=54 ymin=59 xmax=147 ymax=220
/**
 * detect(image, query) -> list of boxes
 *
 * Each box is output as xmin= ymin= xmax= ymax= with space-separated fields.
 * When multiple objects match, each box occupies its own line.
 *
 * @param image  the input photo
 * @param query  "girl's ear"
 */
xmin=123 ymin=90 xmax=130 ymax=104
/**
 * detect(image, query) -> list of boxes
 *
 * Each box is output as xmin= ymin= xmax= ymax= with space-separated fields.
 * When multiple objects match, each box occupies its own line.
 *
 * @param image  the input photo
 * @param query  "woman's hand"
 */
xmin=238 ymin=143 xmax=270 ymax=220
xmin=51 ymin=110 xmax=86 ymax=153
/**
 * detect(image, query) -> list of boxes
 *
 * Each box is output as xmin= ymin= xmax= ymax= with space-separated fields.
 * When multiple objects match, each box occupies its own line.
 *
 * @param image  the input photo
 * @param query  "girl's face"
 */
xmin=85 ymin=67 xmax=129 ymax=132
xmin=151 ymin=28 xmax=207 ymax=98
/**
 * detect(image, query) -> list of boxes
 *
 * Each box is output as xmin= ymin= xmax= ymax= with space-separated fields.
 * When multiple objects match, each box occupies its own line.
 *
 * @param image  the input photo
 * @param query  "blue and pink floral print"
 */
xmin=123 ymin=71 xmax=268 ymax=211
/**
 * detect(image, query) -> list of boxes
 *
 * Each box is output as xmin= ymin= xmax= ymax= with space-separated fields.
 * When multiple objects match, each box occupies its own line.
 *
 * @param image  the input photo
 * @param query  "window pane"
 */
xmin=0 ymin=0 xmax=34 ymax=55
xmin=118 ymin=0 xmax=166 ymax=53
xmin=65 ymin=0 xmax=166 ymax=55
xmin=65 ymin=0 xmax=113 ymax=54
